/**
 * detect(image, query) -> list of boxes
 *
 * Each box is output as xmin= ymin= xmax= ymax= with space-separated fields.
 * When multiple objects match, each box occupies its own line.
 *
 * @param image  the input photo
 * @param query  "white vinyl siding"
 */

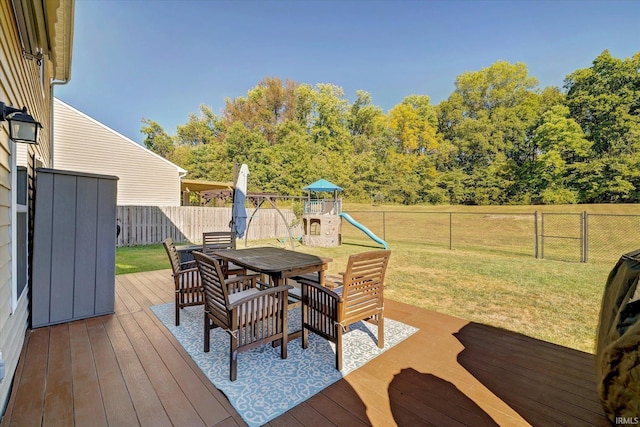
xmin=53 ymin=99 xmax=185 ymax=206
xmin=0 ymin=0 xmax=54 ymax=414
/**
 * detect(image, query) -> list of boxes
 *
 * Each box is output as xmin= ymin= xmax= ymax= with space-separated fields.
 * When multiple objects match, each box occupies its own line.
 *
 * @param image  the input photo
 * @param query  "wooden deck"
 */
xmin=1 ymin=270 xmax=608 ymax=426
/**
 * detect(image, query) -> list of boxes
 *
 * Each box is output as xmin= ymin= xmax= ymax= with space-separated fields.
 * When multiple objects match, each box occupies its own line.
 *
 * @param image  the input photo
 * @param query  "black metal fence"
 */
xmin=342 ymin=211 xmax=640 ymax=265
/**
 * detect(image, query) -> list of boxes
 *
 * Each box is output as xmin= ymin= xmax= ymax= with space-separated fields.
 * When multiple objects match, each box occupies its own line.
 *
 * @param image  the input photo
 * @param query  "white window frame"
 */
xmin=10 ymin=141 xmax=28 ymax=313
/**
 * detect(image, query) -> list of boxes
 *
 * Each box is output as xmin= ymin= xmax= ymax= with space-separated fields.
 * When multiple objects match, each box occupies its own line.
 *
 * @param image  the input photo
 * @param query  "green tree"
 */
xmin=530 ymin=105 xmax=591 ymax=203
xmin=248 ymin=121 xmax=318 ymax=195
xmin=379 ymin=150 xmax=422 ymax=204
xmin=223 ymin=77 xmax=298 ymax=145
xmin=176 ymin=104 xmax=225 ymax=146
xmin=224 ymin=121 xmax=269 ymax=163
xmin=348 ymin=90 xmax=385 ymax=138
xmin=180 ymin=143 xmax=229 ymax=182
xmin=311 ymin=83 xmax=350 ymax=150
xmin=564 ymin=50 xmax=640 ymax=202
xmin=565 ymin=50 xmax=640 ymax=156
xmin=437 ymin=61 xmax=544 ymax=204
xmin=140 ymin=118 xmax=175 ymax=159
xmin=388 ymin=95 xmax=440 ymax=155
xmin=436 ymin=168 xmax=469 ymax=205
xmin=293 ymin=83 xmax=316 ymax=127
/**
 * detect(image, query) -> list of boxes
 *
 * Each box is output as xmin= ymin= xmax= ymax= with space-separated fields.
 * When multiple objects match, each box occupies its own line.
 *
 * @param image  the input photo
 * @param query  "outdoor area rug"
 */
xmin=151 ymin=302 xmax=418 ymax=427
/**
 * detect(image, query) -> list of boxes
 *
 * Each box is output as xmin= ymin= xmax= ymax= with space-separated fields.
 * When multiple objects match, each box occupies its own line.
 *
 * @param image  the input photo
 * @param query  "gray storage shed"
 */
xmin=32 ymin=168 xmax=118 ymax=328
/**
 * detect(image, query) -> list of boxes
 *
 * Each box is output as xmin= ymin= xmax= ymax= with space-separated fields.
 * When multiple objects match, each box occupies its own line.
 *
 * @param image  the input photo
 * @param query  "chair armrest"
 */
xmin=255 ymin=280 xmax=271 ymax=290
xmin=299 ymin=279 xmax=342 ymax=302
xmin=294 ymin=273 xmax=343 ymax=291
xmin=175 ymin=266 xmax=198 ymax=276
xmin=225 ymin=274 xmax=260 ymax=292
xmin=180 ymin=260 xmax=197 ymax=270
xmin=228 ymin=285 xmax=293 ymax=309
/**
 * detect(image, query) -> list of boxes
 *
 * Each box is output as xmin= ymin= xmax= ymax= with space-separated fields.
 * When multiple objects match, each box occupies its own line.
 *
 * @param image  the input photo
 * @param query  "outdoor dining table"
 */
xmin=209 ymin=246 xmax=332 ymax=288
xmin=210 ymin=246 xmax=332 ymax=342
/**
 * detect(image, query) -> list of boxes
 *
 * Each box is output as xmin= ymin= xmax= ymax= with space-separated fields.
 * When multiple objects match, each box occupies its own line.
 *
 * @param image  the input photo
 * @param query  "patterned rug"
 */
xmin=151 ymin=303 xmax=418 ymax=427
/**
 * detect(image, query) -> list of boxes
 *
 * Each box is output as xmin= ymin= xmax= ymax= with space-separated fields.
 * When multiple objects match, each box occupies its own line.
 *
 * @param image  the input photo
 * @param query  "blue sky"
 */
xmin=56 ymin=0 xmax=640 ymax=143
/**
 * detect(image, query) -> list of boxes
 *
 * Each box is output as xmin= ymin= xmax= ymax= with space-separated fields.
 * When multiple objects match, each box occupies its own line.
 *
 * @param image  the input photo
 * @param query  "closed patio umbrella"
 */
xmin=231 ymin=164 xmax=249 ymax=238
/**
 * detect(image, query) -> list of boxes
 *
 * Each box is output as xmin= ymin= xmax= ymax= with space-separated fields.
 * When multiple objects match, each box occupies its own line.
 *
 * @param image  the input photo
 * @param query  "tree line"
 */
xmin=141 ymin=50 xmax=640 ymax=205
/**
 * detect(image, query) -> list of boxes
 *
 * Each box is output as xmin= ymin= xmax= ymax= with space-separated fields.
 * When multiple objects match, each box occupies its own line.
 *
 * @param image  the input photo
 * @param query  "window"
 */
xmin=11 ymin=149 xmax=29 ymax=312
xmin=16 ymin=167 xmax=28 ymax=299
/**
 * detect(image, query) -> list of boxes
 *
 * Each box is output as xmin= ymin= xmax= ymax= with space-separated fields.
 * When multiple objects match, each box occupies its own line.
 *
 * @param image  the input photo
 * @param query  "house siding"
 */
xmin=0 ymin=0 xmax=55 ymax=415
xmin=53 ymin=99 xmax=185 ymax=206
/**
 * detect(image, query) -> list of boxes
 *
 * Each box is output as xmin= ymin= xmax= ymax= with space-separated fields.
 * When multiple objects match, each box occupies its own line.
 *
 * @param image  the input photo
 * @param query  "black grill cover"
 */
xmin=596 ymin=249 xmax=640 ymax=422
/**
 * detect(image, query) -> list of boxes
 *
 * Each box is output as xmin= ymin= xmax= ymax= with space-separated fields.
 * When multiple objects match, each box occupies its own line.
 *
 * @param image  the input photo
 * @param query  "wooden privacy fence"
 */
xmin=116 ymin=206 xmax=302 ymax=247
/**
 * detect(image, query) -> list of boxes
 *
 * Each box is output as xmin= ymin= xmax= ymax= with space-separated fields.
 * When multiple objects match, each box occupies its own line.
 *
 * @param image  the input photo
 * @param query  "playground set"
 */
xmin=300 ymin=179 xmax=388 ymax=250
xmin=230 ymin=168 xmax=388 ymax=250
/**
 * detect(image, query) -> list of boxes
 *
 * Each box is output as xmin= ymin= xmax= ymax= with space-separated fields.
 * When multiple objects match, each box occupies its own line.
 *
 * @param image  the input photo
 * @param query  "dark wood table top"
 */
xmin=210 ymin=247 xmax=331 ymax=275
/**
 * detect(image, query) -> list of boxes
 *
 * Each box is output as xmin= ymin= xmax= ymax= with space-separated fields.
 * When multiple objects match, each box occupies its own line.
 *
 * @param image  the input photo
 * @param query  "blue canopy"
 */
xmin=303 ymin=179 xmax=343 ymax=192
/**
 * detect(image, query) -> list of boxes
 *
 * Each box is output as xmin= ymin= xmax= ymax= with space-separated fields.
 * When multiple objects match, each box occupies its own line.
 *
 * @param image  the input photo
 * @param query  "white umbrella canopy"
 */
xmin=231 ymin=164 xmax=249 ymax=238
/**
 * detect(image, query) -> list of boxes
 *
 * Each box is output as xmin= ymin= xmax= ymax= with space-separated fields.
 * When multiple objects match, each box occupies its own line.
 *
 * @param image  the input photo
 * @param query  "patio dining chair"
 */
xmin=202 ymin=231 xmax=246 ymax=276
xmin=162 ymin=238 xmax=204 ymax=326
xmin=296 ymin=250 xmax=391 ymax=370
xmin=193 ymin=251 xmax=292 ymax=381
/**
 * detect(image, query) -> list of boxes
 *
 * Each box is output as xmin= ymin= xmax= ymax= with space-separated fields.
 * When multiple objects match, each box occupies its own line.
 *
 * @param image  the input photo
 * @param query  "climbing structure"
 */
xmin=302 ymin=179 xmax=342 ymax=247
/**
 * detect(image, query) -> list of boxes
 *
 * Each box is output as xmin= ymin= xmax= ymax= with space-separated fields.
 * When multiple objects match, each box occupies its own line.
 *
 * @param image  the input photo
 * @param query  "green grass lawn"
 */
xmin=117 ymin=235 xmax=612 ymax=354
xmin=117 ymin=203 xmax=638 ymax=354
xmin=116 ymin=244 xmax=170 ymax=275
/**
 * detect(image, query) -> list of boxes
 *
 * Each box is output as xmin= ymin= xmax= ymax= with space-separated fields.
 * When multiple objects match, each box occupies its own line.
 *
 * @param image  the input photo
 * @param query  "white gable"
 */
xmin=53 ymin=98 xmax=185 ymax=206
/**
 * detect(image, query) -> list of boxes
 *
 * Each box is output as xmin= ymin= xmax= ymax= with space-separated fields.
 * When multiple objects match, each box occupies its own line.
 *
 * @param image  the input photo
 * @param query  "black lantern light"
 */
xmin=0 ymin=102 xmax=41 ymax=144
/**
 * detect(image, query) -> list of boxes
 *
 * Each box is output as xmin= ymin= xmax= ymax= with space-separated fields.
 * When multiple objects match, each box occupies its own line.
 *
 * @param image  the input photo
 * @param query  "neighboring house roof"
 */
xmin=54 ymin=97 xmax=186 ymax=173
xmin=303 ymin=179 xmax=343 ymax=192
xmin=54 ymin=98 xmax=187 ymax=206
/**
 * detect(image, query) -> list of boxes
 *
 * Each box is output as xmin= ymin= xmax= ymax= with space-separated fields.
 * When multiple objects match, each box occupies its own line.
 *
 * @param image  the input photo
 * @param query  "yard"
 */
xmin=117 ymin=233 xmax=613 ymax=354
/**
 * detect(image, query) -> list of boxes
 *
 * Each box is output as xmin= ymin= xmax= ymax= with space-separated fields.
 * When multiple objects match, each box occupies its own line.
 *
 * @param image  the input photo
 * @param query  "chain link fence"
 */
xmin=342 ymin=210 xmax=640 ymax=266
xmin=586 ymin=214 xmax=640 ymax=264
xmin=539 ymin=213 xmax=584 ymax=262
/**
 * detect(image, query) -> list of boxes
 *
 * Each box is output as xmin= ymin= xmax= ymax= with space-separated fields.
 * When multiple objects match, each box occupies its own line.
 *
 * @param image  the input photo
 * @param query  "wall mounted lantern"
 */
xmin=0 ymin=102 xmax=41 ymax=144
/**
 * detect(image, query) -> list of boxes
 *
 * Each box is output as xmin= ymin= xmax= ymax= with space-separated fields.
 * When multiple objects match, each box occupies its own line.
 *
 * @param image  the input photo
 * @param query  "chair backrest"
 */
xmin=193 ymin=251 xmax=231 ymax=328
xmin=203 ymin=231 xmax=236 ymax=254
xmin=162 ymin=238 xmax=182 ymax=275
xmin=341 ymin=250 xmax=391 ymax=322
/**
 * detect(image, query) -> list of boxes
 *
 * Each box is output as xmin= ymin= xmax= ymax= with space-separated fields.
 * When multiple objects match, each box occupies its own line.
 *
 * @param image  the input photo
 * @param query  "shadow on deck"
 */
xmin=0 ymin=270 xmax=608 ymax=426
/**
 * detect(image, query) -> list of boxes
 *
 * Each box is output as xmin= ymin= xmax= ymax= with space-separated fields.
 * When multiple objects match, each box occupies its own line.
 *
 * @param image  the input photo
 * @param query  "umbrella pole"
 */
xmin=230 ymin=163 xmax=239 ymax=231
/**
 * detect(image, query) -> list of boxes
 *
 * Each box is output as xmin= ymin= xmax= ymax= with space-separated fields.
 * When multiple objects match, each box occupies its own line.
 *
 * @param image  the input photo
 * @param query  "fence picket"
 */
xmin=116 ymin=205 xmax=302 ymax=247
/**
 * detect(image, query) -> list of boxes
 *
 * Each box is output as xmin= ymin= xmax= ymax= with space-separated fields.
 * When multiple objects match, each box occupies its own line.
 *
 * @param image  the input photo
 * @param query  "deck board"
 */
xmin=42 ymin=324 xmax=73 ymax=427
xmin=7 ymin=328 xmax=48 ymax=427
xmin=1 ymin=269 xmax=609 ymax=427
xmin=310 ymin=379 xmax=373 ymax=424
xmin=132 ymin=309 xmax=240 ymax=426
xmin=68 ymin=321 xmax=108 ymax=427
xmin=118 ymin=313 xmax=206 ymax=427
xmin=303 ymin=393 xmax=370 ymax=427
xmin=102 ymin=314 xmax=172 ymax=427
xmin=85 ymin=317 xmax=139 ymax=426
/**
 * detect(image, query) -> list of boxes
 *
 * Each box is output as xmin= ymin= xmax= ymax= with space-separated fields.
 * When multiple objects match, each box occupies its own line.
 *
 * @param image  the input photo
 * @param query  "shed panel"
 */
xmin=74 ymin=177 xmax=99 ymax=317
xmin=32 ymin=168 xmax=118 ymax=327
